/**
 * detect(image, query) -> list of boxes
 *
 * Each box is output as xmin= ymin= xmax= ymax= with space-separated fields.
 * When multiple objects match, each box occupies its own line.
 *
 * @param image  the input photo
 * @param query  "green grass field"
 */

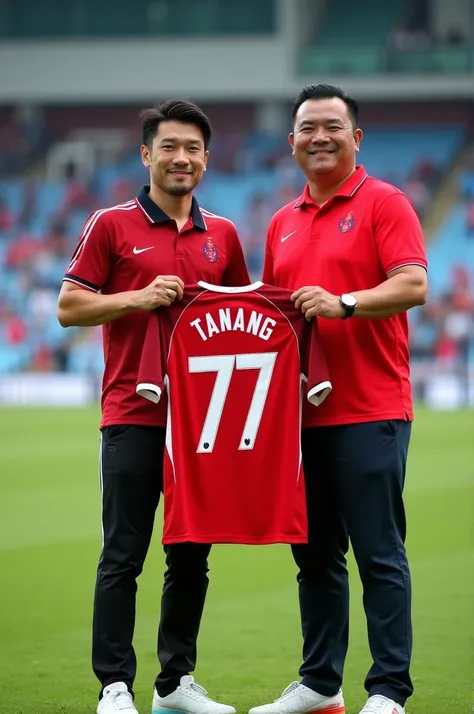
xmin=0 ymin=406 xmax=472 ymax=714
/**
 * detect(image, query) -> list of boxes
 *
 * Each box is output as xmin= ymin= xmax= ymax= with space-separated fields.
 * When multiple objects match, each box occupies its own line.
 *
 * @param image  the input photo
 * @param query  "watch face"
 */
xmin=342 ymin=293 xmax=357 ymax=308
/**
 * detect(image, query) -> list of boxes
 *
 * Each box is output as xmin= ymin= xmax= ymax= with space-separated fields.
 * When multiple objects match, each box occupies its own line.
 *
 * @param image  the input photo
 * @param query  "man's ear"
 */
xmin=289 ymin=132 xmax=295 ymax=156
xmin=140 ymin=144 xmax=151 ymax=167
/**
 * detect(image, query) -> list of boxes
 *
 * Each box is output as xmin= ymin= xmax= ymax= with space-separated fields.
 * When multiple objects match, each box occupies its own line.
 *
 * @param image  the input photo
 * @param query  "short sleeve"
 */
xmin=301 ymin=318 xmax=332 ymax=406
xmin=63 ymin=210 xmax=112 ymax=292
xmin=222 ymin=224 xmax=251 ymax=287
xmin=374 ymin=193 xmax=428 ymax=275
xmin=136 ymin=313 xmax=165 ymax=404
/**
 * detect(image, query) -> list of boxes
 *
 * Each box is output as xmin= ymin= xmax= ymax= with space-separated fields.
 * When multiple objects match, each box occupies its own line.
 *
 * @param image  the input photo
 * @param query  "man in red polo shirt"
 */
xmin=58 ymin=99 xmax=249 ymax=714
xmin=249 ymin=85 xmax=427 ymax=714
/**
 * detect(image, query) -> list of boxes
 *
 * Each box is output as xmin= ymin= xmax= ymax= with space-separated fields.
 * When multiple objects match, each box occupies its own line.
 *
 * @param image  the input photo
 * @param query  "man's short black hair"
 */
xmin=292 ymin=84 xmax=359 ymax=128
xmin=139 ymin=99 xmax=212 ymax=150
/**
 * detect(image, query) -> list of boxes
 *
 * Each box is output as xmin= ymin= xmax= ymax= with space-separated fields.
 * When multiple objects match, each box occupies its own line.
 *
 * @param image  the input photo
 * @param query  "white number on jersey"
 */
xmin=188 ymin=352 xmax=278 ymax=453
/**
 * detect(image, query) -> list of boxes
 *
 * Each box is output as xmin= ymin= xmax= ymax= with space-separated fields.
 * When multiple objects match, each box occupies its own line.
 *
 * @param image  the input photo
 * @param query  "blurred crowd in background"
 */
xmin=0 ymin=102 xmax=473 ymax=384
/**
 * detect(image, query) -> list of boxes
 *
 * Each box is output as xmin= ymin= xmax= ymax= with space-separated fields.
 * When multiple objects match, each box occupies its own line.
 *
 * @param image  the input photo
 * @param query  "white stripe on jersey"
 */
xmin=200 ymin=208 xmax=237 ymax=229
xmin=67 ymin=201 xmax=137 ymax=273
xmin=164 ymin=375 xmax=177 ymax=483
xmin=252 ymin=290 xmax=300 ymax=356
xmin=349 ymin=173 xmax=368 ymax=196
xmin=98 ymin=433 xmax=105 ymax=547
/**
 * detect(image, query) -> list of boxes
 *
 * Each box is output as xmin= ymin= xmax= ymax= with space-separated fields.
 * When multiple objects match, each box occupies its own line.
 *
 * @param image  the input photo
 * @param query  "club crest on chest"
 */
xmin=338 ymin=211 xmax=355 ymax=233
xmin=203 ymin=236 xmax=218 ymax=263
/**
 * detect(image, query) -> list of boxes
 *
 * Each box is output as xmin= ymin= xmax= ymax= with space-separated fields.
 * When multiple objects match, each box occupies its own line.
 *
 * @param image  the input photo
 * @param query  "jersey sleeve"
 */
xmin=136 ymin=312 xmax=165 ymax=404
xmin=222 ymin=224 xmax=251 ymax=286
xmin=63 ymin=210 xmax=112 ymax=291
xmin=262 ymin=219 xmax=276 ymax=285
xmin=301 ymin=318 xmax=332 ymax=406
xmin=373 ymin=193 xmax=428 ymax=275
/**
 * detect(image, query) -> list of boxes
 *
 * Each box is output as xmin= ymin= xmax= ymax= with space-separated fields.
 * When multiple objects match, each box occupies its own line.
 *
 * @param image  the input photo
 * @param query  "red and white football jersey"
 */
xmin=137 ymin=281 xmax=332 ymax=545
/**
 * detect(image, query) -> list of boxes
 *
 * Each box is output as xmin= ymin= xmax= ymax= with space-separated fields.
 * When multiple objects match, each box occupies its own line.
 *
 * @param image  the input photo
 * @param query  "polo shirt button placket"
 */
xmin=310 ymin=211 xmax=321 ymax=241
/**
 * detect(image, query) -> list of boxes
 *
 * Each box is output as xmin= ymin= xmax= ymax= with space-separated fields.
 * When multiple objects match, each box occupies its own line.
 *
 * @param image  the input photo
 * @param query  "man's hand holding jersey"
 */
xmin=133 ymin=275 xmax=184 ymax=310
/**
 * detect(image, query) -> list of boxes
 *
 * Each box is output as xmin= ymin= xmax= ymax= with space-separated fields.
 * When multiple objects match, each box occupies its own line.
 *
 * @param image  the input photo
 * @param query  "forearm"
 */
xmin=352 ymin=273 xmax=427 ymax=318
xmin=58 ymin=288 xmax=141 ymax=327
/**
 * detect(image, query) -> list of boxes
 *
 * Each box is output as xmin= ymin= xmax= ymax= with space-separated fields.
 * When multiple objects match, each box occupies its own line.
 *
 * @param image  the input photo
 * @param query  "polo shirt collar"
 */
xmin=294 ymin=165 xmax=368 ymax=208
xmin=136 ymin=185 xmax=207 ymax=230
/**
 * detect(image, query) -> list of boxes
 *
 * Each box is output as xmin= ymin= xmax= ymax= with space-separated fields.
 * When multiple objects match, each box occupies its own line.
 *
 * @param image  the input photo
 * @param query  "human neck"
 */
xmin=148 ymin=184 xmax=193 ymax=224
xmin=307 ymin=166 xmax=357 ymax=206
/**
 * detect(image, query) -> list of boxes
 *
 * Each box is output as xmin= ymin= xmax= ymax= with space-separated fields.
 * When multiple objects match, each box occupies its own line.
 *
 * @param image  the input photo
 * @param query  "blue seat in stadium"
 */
xmin=67 ymin=339 xmax=104 ymax=376
xmin=0 ymin=180 xmax=25 ymax=216
xmin=36 ymin=181 xmax=67 ymax=217
xmin=460 ymin=171 xmax=474 ymax=198
xmin=360 ymin=128 xmax=464 ymax=184
xmin=0 ymin=341 xmax=31 ymax=373
xmin=427 ymin=205 xmax=474 ymax=293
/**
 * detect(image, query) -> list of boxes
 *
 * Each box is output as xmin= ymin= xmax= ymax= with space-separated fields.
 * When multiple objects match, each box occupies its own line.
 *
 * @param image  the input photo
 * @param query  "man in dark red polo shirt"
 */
xmin=249 ymin=85 xmax=428 ymax=714
xmin=58 ymin=99 xmax=249 ymax=714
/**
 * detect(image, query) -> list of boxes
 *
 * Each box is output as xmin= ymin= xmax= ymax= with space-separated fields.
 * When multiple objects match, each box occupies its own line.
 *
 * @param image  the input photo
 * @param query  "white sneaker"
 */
xmin=248 ymin=682 xmax=345 ymax=714
xmin=98 ymin=682 xmax=138 ymax=714
xmin=152 ymin=675 xmax=236 ymax=714
xmin=359 ymin=695 xmax=405 ymax=714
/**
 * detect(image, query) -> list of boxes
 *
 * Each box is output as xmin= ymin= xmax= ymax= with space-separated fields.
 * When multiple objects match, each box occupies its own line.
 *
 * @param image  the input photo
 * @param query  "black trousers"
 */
xmin=292 ymin=420 xmax=413 ymax=707
xmin=92 ymin=425 xmax=211 ymax=698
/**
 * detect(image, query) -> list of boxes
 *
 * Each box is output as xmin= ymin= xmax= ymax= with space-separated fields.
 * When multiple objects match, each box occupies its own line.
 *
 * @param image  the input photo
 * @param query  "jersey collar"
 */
xmin=136 ymin=185 xmax=207 ymax=230
xmin=198 ymin=280 xmax=264 ymax=293
xmin=293 ymin=165 xmax=368 ymax=208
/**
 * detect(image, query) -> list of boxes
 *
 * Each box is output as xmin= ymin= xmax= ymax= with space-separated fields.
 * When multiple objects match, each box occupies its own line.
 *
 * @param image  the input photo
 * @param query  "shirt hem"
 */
xmin=302 ymin=409 xmax=413 ymax=428
xmin=162 ymin=534 xmax=308 ymax=544
xmin=100 ymin=416 xmax=166 ymax=429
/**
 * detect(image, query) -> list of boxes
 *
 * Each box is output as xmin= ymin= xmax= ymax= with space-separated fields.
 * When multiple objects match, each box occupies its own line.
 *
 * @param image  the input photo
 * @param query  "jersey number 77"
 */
xmin=189 ymin=351 xmax=277 ymax=452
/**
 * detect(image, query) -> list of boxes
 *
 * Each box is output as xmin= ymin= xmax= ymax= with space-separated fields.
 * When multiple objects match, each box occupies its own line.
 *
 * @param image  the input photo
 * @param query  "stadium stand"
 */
xmin=0 ymin=113 xmax=473 ymax=380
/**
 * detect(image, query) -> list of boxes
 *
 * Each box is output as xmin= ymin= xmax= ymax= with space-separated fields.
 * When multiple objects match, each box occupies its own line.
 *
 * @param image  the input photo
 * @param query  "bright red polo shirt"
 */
xmin=263 ymin=166 xmax=427 ymax=427
xmin=63 ymin=186 xmax=250 ymax=428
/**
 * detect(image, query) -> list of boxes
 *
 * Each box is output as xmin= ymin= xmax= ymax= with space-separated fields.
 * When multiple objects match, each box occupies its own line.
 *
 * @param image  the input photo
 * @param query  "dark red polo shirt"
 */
xmin=263 ymin=166 xmax=427 ymax=427
xmin=63 ymin=186 xmax=250 ymax=428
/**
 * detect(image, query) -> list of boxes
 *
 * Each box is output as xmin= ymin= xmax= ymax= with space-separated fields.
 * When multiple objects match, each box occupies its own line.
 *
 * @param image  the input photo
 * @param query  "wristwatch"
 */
xmin=339 ymin=293 xmax=357 ymax=319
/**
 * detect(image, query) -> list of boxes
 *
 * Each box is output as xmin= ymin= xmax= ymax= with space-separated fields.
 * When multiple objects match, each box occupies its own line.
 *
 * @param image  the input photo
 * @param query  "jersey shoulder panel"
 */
xmin=199 ymin=208 xmax=237 ymax=231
